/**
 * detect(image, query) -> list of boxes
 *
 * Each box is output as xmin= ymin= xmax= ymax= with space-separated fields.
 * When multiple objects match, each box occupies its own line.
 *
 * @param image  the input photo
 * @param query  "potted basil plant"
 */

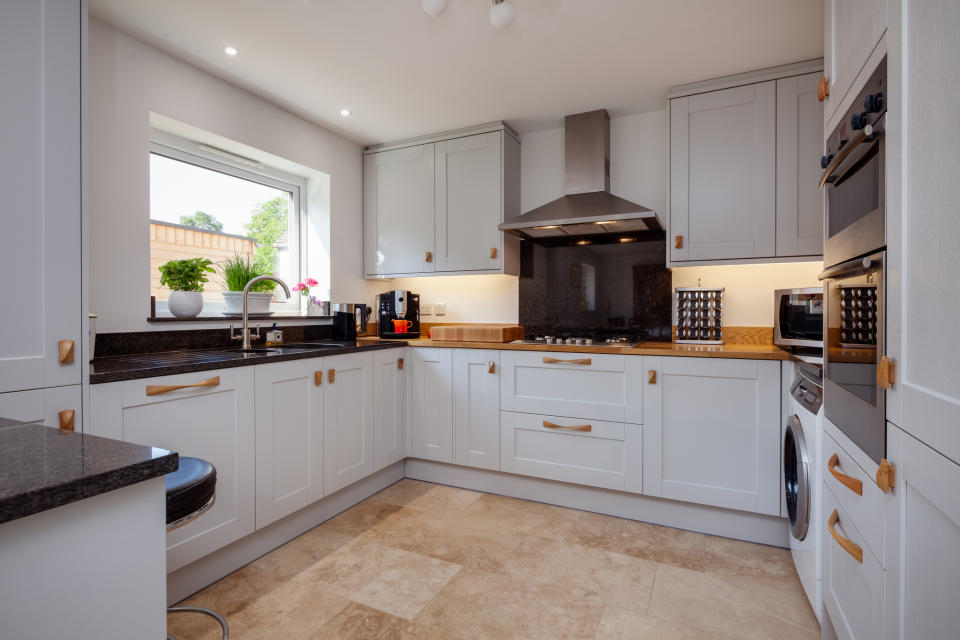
xmin=158 ymin=257 xmax=215 ymax=318
xmin=220 ymin=255 xmax=276 ymax=315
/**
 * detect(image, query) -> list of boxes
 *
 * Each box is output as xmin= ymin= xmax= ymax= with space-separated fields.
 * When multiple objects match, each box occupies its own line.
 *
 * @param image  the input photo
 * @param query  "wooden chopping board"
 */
xmin=428 ymin=325 xmax=524 ymax=343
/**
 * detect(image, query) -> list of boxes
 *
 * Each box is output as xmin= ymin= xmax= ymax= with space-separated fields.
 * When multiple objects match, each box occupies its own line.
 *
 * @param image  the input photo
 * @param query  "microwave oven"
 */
xmin=774 ymin=288 xmax=824 ymax=348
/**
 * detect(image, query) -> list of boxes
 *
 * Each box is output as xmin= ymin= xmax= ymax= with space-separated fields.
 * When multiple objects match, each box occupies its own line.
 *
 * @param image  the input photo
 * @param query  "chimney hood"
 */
xmin=499 ymin=109 xmax=662 ymax=244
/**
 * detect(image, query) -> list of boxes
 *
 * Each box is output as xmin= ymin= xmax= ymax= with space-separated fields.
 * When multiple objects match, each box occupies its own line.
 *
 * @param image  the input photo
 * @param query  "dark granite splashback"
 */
xmin=95 ymin=324 xmax=335 ymax=358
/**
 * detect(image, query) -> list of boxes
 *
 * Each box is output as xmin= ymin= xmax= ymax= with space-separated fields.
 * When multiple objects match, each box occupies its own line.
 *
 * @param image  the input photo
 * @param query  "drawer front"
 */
xmin=500 ymin=351 xmax=627 ymax=422
xmin=823 ymin=430 xmax=887 ymax=566
xmin=121 ymin=368 xmax=247 ymax=408
xmin=500 ymin=411 xmax=642 ymax=492
xmin=822 ymin=486 xmax=885 ymax=640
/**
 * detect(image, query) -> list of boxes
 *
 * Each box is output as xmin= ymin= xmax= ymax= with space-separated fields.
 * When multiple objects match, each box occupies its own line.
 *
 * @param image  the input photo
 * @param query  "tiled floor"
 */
xmin=168 ymin=480 xmax=820 ymax=640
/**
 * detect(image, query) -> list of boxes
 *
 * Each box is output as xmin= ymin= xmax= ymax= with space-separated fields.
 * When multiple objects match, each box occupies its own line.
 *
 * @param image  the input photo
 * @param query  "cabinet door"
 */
xmin=407 ymin=348 xmax=453 ymax=463
xmin=435 ymin=132 xmax=503 ymax=272
xmin=0 ymin=0 xmax=82 ymax=393
xmin=364 ymin=144 xmax=435 ymax=276
xmin=776 ymin=72 xmax=825 ymax=257
xmin=670 ymin=81 xmax=776 ymax=262
xmin=453 ymin=349 xmax=500 ymax=470
xmin=643 ymin=357 xmax=781 ymax=515
xmin=117 ymin=368 xmax=256 ymax=572
xmin=823 ymin=0 xmax=886 ymax=126
xmin=374 ymin=348 xmax=406 ymax=471
xmin=0 ymin=385 xmax=83 ymax=433
xmin=323 ymin=352 xmax=374 ymax=495
xmin=254 ymin=359 xmax=324 ymax=529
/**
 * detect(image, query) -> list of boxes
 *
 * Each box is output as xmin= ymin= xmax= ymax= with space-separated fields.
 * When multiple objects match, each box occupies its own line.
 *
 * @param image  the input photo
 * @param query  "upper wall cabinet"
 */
xmin=668 ymin=61 xmax=824 ymax=265
xmin=823 ymin=0 xmax=886 ymax=130
xmin=364 ymin=124 xmax=520 ymax=279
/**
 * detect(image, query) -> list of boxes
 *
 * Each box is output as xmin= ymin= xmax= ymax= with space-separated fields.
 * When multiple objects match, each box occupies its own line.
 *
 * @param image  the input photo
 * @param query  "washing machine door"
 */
xmin=784 ymin=414 xmax=811 ymax=540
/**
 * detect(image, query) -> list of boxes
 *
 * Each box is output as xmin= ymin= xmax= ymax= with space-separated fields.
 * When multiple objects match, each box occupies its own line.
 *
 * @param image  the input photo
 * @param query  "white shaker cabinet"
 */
xmin=407 ymin=347 xmax=454 ymax=463
xmin=776 ymin=72 xmax=825 ymax=257
xmin=254 ymin=359 xmax=325 ymax=529
xmin=0 ymin=0 xmax=83 ymax=394
xmin=453 ymin=349 xmax=500 ymax=470
xmin=0 ymin=385 xmax=84 ymax=433
xmin=363 ymin=143 xmax=436 ymax=276
xmin=643 ymin=357 xmax=781 ymax=515
xmin=373 ymin=348 xmax=406 ymax=471
xmin=88 ymin=368 xmax=256 ymax=572
xmin=670 ymin=81 xmax=777 ymax=262
xmin=823 ymin=0 xmax=886 ymax=129
xmin=322 ymin=352 xmax=375 ymax=495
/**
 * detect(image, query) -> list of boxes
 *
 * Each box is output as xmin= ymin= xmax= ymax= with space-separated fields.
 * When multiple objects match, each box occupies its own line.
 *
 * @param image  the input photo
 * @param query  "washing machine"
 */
xmin=783 ymin=361 xmax=824 ymax=621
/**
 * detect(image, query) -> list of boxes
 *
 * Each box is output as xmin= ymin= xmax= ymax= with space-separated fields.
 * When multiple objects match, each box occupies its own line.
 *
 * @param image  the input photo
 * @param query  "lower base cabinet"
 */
xmin=323 ymin=352 xmax=375 ymax=496
xmin=408 ymin=347 xmax=454 ymax=462
xmin=0 ymin=384 xmax=83 ymax=432
xmin=643 ymin=357 xmax=781 ymax=515
xmin=453 ymin=349 xmax=500 ymax=470
xmin=374 ymin=349 xmax=406 ymax=471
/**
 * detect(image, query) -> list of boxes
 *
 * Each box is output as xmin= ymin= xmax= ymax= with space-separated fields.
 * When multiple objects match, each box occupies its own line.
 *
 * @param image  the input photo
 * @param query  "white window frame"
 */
xmin=149 ymin=131 xmax=308 ymax=314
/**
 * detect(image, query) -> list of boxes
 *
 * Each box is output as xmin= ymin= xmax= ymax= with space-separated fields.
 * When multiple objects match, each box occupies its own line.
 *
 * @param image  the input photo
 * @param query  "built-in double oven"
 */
xmin=819 ymin=57 xmax=889 ymax=464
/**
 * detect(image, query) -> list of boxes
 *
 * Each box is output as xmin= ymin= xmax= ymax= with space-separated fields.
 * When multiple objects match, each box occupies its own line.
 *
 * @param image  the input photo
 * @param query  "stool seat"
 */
xmin=165 ymin=457 xmax=216 ymax=526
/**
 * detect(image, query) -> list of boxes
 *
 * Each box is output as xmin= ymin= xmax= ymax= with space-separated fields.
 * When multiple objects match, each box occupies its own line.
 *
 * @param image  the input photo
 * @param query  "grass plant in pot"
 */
xmin=220 ymin=255 xmax=277 ymax=315
xmin=159 ymin=258 xmax=215 ymax=318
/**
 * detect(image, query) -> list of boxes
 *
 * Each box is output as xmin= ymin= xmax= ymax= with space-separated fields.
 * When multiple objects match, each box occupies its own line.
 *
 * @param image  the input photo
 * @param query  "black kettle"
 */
xmin=331 ymin=303 xmax=372 ymax=340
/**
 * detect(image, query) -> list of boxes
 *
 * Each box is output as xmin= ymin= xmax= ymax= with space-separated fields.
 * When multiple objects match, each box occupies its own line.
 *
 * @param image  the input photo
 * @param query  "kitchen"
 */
xmin=0 ymin=1 xmax=957 ymax=639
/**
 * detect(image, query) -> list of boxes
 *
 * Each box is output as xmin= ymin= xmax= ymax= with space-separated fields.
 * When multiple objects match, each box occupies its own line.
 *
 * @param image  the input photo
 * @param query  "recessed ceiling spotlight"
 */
xmin=340 ymin=109 xmax=351 ymax=117
xmin=489 ymin=0 xmax=516 ymax=28
xmin=422 ymin=0 xmax=448 ymax=17
xmin=223 ymin=46 xmax=238 ymax=56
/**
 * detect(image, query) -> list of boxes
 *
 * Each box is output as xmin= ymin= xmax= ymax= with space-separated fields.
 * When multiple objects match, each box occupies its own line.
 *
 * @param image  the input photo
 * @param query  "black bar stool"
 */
xmin=165 ymin=457 xmax=229 ymax=640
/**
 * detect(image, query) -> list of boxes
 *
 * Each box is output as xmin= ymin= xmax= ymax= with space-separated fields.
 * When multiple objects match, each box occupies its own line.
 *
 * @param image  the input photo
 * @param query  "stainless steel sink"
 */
xmin=227 ymin=348 xmax=279 ymax=354
xmin=279 ymin=342 xmax=349 ymax=350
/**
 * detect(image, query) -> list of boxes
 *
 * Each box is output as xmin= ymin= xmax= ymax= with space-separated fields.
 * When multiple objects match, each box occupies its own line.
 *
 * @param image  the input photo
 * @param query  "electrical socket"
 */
xmin=435 ymin=302 xmax=446 ymax=316
xmin=420 ymin=302 xmax=434 ymax=315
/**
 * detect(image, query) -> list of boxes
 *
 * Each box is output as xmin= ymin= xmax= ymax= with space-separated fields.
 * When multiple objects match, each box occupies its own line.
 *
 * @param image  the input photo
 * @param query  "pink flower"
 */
xmin=305 ymin=278 xmax=318 ymax=287
xmin=291 ymin=282 xmax=305 ymax=292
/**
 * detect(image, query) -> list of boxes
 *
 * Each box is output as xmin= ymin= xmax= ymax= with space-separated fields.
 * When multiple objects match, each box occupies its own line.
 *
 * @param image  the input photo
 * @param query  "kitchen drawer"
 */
xmin=823 ymin=430 xmax=888 ymax=566
xmin=121 ymin=368 xmax=243 ymax=408
xmin=500 ymin=351 xmax=627 ymax=422
xmin=500 ymin=411 xmax=642 ymax=492
xmin=822 ymin=485 xmax=885 ymax=640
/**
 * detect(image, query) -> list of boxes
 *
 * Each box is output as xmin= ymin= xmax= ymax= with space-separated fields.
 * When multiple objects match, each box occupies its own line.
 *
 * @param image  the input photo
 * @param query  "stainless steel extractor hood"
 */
xmin=499 ymin=109 xmax=662 ymax=244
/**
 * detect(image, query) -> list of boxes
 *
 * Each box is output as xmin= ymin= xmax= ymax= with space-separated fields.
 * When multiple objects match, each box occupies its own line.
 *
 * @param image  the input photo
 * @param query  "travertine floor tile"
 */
xmin=298 ymin=538 xmax=462 ymax=620
xmin=373 ymin=479 xmax=483 ymax=514
xmin=594 ymin=606 xmax=706 ymax=640
xmin=414 ymin=567 xmax=604 ymax=640
xmin=319 ymin=498 xmax=403 ymax=536
xmin=703 ymin=535 xmax=799 ymax=584
xmin=226 ymin=579 xmax=351 ymax=639
xmin=250 ymin=526 xmax=354 ymax=579
xmin=311 ymin=601 xmax=448 ymax=640
xmin=459 ymin=493 xmax=583 ymax=540
xmin=499 ymin=536 xmax=656 ymax=610
xmin=649 ymin=563 xmax=820 ymax=640
xmin=565 ymin=511 xmax=708 ymax=570
xmin=360 ymin=506 xmax=526 ymax=571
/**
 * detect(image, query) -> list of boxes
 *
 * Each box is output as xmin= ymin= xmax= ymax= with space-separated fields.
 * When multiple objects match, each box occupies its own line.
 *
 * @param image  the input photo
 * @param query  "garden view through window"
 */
xmin=149 ymin=148 xmax=301 ymax=312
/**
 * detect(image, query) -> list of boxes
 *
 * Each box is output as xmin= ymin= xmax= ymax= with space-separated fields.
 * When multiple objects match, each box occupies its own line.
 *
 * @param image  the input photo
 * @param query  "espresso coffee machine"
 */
xmin=378 ymin=290 xmax=420 ymax=339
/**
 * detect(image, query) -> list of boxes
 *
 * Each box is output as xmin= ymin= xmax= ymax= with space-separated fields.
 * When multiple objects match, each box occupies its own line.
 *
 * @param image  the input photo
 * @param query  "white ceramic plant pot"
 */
xmin=222 ymin=291 xmax=273 ymax=315
xmin=168 ymin=291 xmax=203 ymax=318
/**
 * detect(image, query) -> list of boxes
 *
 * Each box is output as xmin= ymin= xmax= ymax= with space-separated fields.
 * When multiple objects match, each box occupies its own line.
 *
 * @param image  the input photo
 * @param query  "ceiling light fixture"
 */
xmin=489 ymin=0 xmax=516 ymax=28
xmin=223 ymin=45 xmax=238 ymax=56
xmin=422 ymin=0 xmax=448 ymax=17
xmin=340 ymin=109 xmax=351 ymax=117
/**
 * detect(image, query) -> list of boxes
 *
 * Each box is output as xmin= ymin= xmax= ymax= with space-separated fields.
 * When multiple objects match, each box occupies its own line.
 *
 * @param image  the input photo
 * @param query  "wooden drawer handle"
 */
xmin=490 ymin=247 xmax=497 ymax=259
xmin=828 ymin=453 xmax=863 ymax=496
xmin=876 ymin=458 xmax=896 ymax=493
xmin=329 ymin=369 xmax=335 ymax=384
xmin=674 ymin=235 xmax=683 ymax=249
xmin=315 ymin=371 xmax=323 ymax=386
xmin=876 ymin=356 xmax=895 ymax=389
xmin=488 ymin=361 xmax=495 ymax=374
xmin=146 ymin=376 xmax=220 ymax=396
xmin=398 ymin=358 xmax=404 ymax=370
xmin=648 ymin=370 xmax=657 ymax=384
xmin=817 ymin=76 xmax=830 ymax=102
xmin=425 ymin=251 xmax=433 ymax=263
xmin=58 ymin=409 xmax=75 ymax=432
xmin=58 ymin=339 xmax=75 ymax=363
xmin=542 ymin=356 xmax=592 ymax=365
xmin=543 ymin=420 xmax=592 ymax=432
xmin=828 ymin=509 xmax=863 ymax=563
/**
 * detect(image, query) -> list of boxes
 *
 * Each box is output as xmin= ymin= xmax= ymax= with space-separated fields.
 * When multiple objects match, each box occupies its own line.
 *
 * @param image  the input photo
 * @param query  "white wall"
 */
xmin=88 ymin=21 xmax=378 ymax=333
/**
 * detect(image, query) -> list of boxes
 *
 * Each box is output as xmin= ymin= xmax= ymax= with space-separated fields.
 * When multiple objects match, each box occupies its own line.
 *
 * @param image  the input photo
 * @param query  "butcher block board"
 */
xmin=428 ymin=325 xmax=524 ymax=343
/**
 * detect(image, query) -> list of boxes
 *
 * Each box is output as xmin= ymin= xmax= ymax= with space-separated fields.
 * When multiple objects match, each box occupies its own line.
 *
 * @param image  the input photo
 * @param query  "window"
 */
xmin=149 ymin=136 xmax=305 ymax=314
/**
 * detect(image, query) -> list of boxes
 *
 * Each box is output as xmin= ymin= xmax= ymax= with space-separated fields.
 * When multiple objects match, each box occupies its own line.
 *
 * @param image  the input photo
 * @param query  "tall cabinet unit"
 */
xmin=364 ymin=123 xmax=520 ymax=278
xmin=823 ymin=0 xmax=887 ymax=129
xmin=0 ymin=0 xmax=84 ymax=427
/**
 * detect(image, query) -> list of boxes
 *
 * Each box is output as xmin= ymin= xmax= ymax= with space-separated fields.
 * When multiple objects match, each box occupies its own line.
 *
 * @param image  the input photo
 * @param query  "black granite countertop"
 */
xmin=90 ymin=339 xmax=407 ymax=384
xmin=0 ymin=419 xmax=178 ymax=525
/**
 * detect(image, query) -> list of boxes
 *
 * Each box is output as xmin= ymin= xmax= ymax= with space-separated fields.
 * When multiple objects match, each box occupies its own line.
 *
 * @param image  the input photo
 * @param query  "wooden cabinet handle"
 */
xmin=146 ymin=376 xmax=220 ymax=396
xmin=876 ymin=458 xmax=896 ymax=493
xmin=817 ymin=76 xmax=830 ymax=102
xmin=488 ymin=361 xmax=495 ymax=374
xmin=877 ymin=356 xmax=895 ymax=389
xmin=425 ymin=251 xmax=432 ymax=263
xmin=648 ymin=370 xmax=657 ymax=384
xmin=329 ymin=369 xmax=335 ymax=383
xmin=490 ymin=247 xmax=497 ymax=259
xmin=58 ymin=339 xmax=75 ymax=364
xmin=398 ymin=357 xmax=404 ymax=370
xmin=828 ymin=509 xmax=863 ymax=563
xmin=674 ymin=235 xmax=683 ymax=249
xmin=315 ymin=371 xmax=323 ymax=386
xmin=543 ymin=420 xmax=592 ymax=432
xmin=542 ymin=356 xmax=592 ymax=365
xmin=828 ymin=453 xmax=863 ymax=496
xmin=58 ymin=409 xmax=75 ymax=432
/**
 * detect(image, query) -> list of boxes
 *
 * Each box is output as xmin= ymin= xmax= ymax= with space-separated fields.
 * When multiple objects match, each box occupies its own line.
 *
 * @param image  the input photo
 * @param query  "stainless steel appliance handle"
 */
xmin=819 ymin=124 xmax=876 ymax=189
xmin=818 ymin=253 xmax=882 ymax=281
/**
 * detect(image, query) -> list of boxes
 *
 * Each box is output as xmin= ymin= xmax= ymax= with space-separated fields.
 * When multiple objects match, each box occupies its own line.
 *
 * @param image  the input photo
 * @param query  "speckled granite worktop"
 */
xmin=0 ymin=419 xmax=178 ymax=524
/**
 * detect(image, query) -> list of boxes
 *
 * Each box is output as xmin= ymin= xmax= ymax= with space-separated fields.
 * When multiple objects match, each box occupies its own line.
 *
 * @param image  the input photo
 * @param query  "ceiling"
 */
xmin=89 ymin=0 xmax=824 ymax=146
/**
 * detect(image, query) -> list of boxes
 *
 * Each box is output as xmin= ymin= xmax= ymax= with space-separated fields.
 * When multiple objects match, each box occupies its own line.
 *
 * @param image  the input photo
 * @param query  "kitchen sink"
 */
xmin=279 ymin=342 xmax=349 ymax=350
xmin=227 ymin=348 xmax=279 ymax=354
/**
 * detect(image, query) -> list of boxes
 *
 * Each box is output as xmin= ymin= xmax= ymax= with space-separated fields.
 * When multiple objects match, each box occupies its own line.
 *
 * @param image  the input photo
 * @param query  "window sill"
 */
xmin=147 ymin=312 xmax=333 ymax=323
